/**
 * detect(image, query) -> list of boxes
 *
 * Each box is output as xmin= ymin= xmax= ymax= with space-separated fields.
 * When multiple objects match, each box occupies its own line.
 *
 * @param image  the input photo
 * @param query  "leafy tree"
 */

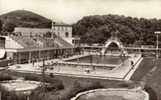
xmin=73 ymin=14 xmax=161 ymax=45
xmin=3 ymin=22 xmax=16 ymax=32
xmin=0 ymin=20 xmax=2 ymax=32
xmin=44 ymin=31 xmax=52 ymax=38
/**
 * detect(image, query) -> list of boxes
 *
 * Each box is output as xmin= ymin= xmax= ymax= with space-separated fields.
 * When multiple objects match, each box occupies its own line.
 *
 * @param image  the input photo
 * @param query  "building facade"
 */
xmin=51 ymin=23 xmax=72 ymax=39
xmin=14 ymin=27 xmax=51 ymax=37
xmin=0 ymin=35 xmax=76 ymax=64
xmin=14 ymin=22 xmax=79 ymax=45
xmin=51 ymin=22 xmax=78 ymax=45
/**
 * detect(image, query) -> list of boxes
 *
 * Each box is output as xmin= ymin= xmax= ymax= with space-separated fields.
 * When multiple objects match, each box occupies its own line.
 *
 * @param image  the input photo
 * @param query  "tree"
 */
xmin=73 ymin=14 xmax=161 ymax=45
xmin=3 ymin=22 xmax=16 ymax=32
xmin=0 ymin=20 xmax=2 ymax=32
xmin=45 ymin=31 xmax=52 ymax=38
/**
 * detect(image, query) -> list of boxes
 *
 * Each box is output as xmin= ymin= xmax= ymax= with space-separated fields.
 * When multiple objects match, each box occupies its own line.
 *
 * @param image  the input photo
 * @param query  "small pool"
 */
xmin=0 ymin=80 xmax=40 ymax=92
xmin=66 ymin=55 xmax=128 ymax=65
xmin=73 ymin=89 xmax=148 ymax=100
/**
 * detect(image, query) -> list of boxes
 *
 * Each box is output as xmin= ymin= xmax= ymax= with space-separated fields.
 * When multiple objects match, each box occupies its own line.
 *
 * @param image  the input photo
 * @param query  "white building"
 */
xmin=14 ymin=27 xmax=51 ymax=37
xmin=14 ymin=22 xmax=80 ymax=45
xmin=51 ymin=22 xmax=74 ymax=45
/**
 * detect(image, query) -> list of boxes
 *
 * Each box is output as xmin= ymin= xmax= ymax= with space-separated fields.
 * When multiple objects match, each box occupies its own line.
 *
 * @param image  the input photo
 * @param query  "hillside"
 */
xmin=73 ymin=15 xmax=161 ymax=45
xmin=0 ymin=10 xmax=52 ymax=32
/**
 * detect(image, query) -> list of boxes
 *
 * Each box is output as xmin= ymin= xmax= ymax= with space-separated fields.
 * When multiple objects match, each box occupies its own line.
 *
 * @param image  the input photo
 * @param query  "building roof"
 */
xmin=14 ymin=27 xmax=51 ymax=34
xmin=52 ymin=22 xmax=72 ymax=27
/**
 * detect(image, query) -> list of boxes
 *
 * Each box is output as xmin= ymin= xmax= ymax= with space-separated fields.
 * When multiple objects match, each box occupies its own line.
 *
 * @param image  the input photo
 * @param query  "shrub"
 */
xmin=58 ymin=81 xmax=82 ymax=100
xmin=24 ymin=74 xmax=41 ymax=81
xmin=0 ymin=85 xmax=27 ymax=100
xmin=30 ymin=92 xmax=54 ymax=100
xmin=88 ymin=81 xmax=103 ymax=89
xmin=79 ymin=81 xmax=104 ymax=92
xmin=45 ymin=81 xmax=64 ymax=91
xmin=56 ymin=81 xmax=64 ymax=90
xmin=49 ymin=73 xmax=54 ymax=78
xmin=144 ymin=85 xmax=158 ymax=100
xmin=59 ymin=81 xmax=104 ymax=100
xmin=0 ymin=73 xmax=14 ymax=81
xmin=32 ymin=80 xmax=64 ymax=93
xmin=30 ymin=80 xmax=104 ymax=100
xmin=117 ymin=81 xmax=135 ymax=88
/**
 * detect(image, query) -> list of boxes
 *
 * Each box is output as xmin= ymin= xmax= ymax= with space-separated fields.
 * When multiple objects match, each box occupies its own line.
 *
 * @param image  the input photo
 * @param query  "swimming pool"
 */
xmin=65 ymin=55 xmax=128 ymax=65
xmin=72 ymin=89 xmax=148 ymax=100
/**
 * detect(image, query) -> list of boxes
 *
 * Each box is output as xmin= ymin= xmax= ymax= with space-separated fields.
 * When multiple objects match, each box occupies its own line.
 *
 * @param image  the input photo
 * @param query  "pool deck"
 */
xmin=8 ymin=53 xmax=143 ymax=81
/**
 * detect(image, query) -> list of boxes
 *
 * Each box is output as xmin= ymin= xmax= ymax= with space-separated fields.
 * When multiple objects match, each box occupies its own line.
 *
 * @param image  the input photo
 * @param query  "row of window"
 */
xmin=53 ymin=32 xmax=69 ymax=38
xmin=26 ymin=31 xmax=70 ymax=38
xmin=52 ymin=26 xmax=70 ymax=31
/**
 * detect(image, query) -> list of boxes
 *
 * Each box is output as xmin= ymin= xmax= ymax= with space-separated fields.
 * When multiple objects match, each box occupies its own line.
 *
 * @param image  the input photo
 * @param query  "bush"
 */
xmin=32 ymin=79 xmax=64 ymax=93
xmin=118 ymin=82 xmax=129 ymax=88
xmin=87 ymin=81 xmax=103 ymax=89
xmin=118 ymin=81 xmax=136 ymax=89
xmin=49 ymin=73 xmax=54 ymax=78
xmin=30 ymin=80 xmax=104 ymax=100
xmin=0 ymin=85 xmax=27 ymax=100
xmin=24 ymin=74 xmax=41 ymax=81
xmin=79 ymin=81 xmax=104 ymax=92
xmin=59 ymin=81 xmax=104 ymax=100
xmin=46 ymin=81 xmax=64 ymax=91
xmin=144 ymin=85 xmax=158 ymax=100
xmin=0 ymin=73 xmax=14 ymax=81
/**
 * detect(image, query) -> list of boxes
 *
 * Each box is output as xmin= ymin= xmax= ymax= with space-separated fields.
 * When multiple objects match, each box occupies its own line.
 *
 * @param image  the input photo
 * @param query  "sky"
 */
xmin=0 ymin=0 xmax=161 ymax=24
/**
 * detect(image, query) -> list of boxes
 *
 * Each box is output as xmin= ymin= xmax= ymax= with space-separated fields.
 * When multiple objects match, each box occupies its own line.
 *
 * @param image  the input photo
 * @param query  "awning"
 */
xmin=0 ymin=49 xmax=5 ymax=59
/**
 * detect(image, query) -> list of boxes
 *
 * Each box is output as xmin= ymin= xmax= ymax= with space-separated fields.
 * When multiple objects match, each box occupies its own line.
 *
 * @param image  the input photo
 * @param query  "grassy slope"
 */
xmin=146 ymin=59 xmax=161 ymax=100
xmin=131 ymin=57 xmax=161 ymax=100
xmin=131 ymin=57 xmax=155 ymax=81
xmin=1 ymin=70 xmax=127 ymax=89
xmin=1 ymin=70 xmax=133 ymax=100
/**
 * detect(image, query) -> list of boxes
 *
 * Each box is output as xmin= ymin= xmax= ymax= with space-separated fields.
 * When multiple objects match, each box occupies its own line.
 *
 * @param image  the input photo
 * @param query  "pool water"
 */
xmin=78 ymin=95 xmax=126 ymax=100
xmin=75 ymin=89 xmax=146 ymax=100
xmin=66 ymin=55 xmax=128 ymax=65
xmin=1 ymin=80 xmax=40 ymax=91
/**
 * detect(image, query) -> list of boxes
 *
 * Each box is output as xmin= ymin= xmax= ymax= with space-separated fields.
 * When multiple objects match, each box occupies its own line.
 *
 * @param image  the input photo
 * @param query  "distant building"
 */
xmin=14 ymin=27 xmax=51 ymax=37
xmin=51 ymin=22 xmax=72 ymax=38
xmin=14 ymin=21 xmax=80 ymax=45
xmin=51 ymin=22 xmax=73 ymax=44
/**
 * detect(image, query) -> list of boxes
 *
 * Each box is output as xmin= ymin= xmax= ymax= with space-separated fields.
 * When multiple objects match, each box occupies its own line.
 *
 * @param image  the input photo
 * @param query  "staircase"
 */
xmin=53 ymin=34 xmax=73 ymax=48
xmin=31 ymin=37 xmax=59 ymax=48
xmin=10 ymin=34 xmax=73 ymax=49
xmin=10 ymin=36 xmax=37 ymax=48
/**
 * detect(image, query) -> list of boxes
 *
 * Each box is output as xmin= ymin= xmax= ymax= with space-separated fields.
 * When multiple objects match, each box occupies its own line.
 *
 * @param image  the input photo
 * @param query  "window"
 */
xmin=53 ymin=32 xmax=56 ymax=38
xmin=72 ymin=40 xmax=75 ymax=44
xmin=65 ymin=27 xmax=68 ymax=30
xmin=45 ymin=31 xmax=52 ymax=38
xmin=65 ymin=32 xmax=69 ymax=38
xmin=53 ymin=26 xmax=55 ymax=30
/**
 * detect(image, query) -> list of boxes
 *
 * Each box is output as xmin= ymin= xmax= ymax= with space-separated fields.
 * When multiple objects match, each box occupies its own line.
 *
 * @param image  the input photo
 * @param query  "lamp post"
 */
xmin=154 ymin=31 xmax=161 ymax=59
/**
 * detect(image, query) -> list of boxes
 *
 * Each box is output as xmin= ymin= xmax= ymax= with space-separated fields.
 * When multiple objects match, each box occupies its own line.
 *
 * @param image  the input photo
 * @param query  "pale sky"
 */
xmin=0 ymin=0 xmax=161 ymax=24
